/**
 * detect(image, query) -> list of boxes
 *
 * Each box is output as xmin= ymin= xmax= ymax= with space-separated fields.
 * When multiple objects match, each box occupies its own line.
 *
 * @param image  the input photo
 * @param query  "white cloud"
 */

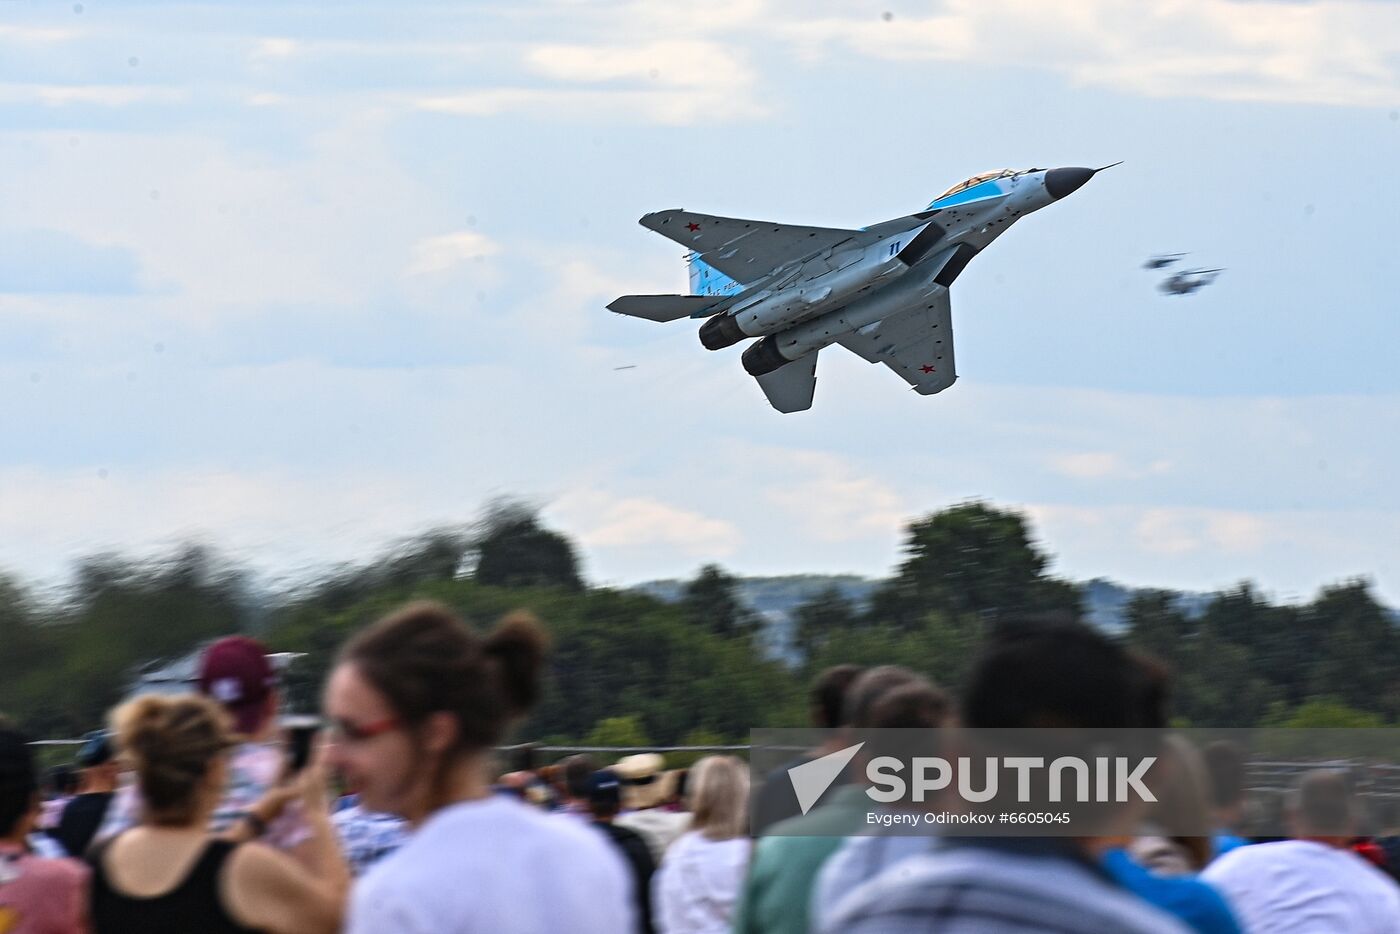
xmin=245 ymin=92 xmax=291 ymax=107
xmin=1046 ymin=452 xmax=1177 ymax=480
xmin=1136 ymin=508 xmax=1208 ymax=556
xmin=525 ymin=39 xmax=752 ymax=91
xmin=0 ymin=466 xmax=477 ymax=586
xmin=1025 ymin=501 xmax=1400 ymax=601
xmin=753 ymin=448 xmax=908 ymax=544
xmin=0 ymin=84 xmax=188 ymax=107
xmin=0 ymin=118 xmax=458 ymax=313
xmin=613 ymin=0 xmax=770 ymax=37
xmin=411 ymin=36 xmax=765 ymax=125
xmin=505 ymin=256 xmax=638 ymax=344
xmin=252 ymin=37 xmax=299 ymax=61
xmin=1047 ymin=452 xmax=1128 ymax=480
xmin=777 ymin=0 xmax=1400 ymax=107
xmin=551 ymin=490 xmax=741 ymax=555
xmin=1206 ymin=511 xmax=1269 ymax=553
xmin=407 ymin=231 xmax=502 ymax=276
xmin=0 ymin=25 xmax=77 ymax=44
xmin=412 ymin=85 xmax=765 ymax=125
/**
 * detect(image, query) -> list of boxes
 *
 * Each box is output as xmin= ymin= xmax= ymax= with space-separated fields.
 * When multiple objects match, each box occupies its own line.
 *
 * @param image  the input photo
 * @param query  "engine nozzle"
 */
xmin=742 ymin=337 xmax=789 ymax=376
xmin=699 ymin=313 xmax=747 ymax=350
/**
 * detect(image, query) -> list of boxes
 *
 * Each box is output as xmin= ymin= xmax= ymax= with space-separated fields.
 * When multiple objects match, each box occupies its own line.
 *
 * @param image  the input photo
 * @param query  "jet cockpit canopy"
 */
xmin=935 ymin=169 xmax=1018 ymax=201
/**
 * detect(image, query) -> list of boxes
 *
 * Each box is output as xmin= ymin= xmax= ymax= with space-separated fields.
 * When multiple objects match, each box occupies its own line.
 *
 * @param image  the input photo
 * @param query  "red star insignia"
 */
xmin=686 ymin=222 xmax=700 ymax=232
xmin=920 ymin=364 xmax=936 ymax=374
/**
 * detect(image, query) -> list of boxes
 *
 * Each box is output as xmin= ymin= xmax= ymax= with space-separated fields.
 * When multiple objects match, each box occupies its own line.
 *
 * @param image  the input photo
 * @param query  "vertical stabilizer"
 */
xmin=754 ymin=352 xmax=818 ymax=413
xmin=688 ymin=252 xmax=746 ymax=298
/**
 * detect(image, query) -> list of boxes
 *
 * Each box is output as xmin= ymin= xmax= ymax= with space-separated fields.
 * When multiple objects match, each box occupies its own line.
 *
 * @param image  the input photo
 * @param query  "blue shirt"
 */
xmin=1103 ymin=848 xmax=1243 ymax=934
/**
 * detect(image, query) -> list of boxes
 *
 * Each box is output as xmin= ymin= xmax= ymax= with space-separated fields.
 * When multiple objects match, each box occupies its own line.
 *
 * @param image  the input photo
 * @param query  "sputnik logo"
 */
xmin=787 ymin=742 xmax=864 ymax=815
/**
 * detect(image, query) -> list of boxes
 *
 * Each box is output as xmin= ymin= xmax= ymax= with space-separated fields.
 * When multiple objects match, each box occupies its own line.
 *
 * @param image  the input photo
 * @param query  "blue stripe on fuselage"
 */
xmin=688 ymin=254 xmax=745 ymax=299
xmin=928 ymin=180 xmax=1007 ymax=210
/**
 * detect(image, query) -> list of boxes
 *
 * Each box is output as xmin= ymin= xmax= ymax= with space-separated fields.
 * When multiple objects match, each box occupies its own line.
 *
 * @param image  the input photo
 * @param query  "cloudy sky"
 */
xmin=3 ymin=0 xmax=1399 ymax=603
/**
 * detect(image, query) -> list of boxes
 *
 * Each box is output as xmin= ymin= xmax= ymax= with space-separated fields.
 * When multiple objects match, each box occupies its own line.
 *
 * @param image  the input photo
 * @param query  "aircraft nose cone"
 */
xmin=1045 ymin=166 xmax=1094 ymax=200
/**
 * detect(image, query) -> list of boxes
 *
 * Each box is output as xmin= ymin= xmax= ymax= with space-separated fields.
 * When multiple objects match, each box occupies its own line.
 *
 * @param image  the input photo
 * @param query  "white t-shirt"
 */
xmin=616 ymin=808 xmax=691 ymax=863
xmin=346 ymin=793 xmax=633 ymax=934
xmin=652 ymin=830 xmax=751 ymax=934
xmin=1201 ymin=839 xmax=1400 ymax=934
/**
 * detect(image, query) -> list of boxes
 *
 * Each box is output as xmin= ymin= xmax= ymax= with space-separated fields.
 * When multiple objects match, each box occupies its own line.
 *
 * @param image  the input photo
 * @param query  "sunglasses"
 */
xmin=325 ymin=716 xmax=401 ymax=743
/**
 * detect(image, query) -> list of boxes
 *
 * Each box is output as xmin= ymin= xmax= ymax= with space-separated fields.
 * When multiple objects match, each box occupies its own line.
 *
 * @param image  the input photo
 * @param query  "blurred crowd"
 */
xmin=1 ymin=600 xmax=1396 ymax=932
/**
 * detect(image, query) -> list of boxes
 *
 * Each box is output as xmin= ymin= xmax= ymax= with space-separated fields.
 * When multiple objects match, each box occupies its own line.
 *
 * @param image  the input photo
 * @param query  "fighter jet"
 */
xmin=1159 ymin=268 xmax=1223 ymax=296
xmin=1144 ymin=253 xmax=1187 ymax=269
xmin=608 ymin=165 xmax=1112 ymax=412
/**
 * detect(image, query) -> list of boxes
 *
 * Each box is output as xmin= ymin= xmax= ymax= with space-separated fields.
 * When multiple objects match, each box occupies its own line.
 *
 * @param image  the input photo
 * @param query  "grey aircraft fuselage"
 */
xmin=610 ymin=165 xmax=1107 ymax=411
xmin=730 ymin=167 xmax=1098 ymax=378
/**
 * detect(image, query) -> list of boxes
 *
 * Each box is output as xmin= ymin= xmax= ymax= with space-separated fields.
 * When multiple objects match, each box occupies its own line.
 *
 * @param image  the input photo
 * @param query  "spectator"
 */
xmin=653 ymin=755 xmax=751 ymax=934
xmin=99 ymin=637 xmax=310 ymax=857
xmin=1101 ymin=736 xmax=1243 ymax=934
xmin=588 ymin=769 xmax=657 ymax=934
xmin=0 ymin=722 xmax=88 ymax=934
xmin=735 ymin=665 xmax=929 ymax=934
xmin=36 ymin=768 xmax=76 ymax=833
xmin=53 ymin=732 xmax=119 ymax=859
xmin=615 ymin=754 xmax=690 ymax=861
xmin=88 ymin=694 xmax=347 ymax=933
xmin=1123 ymin=735 xmax=1216 ymax=875
xmin=752 ymin=665 xmax=863 ymax=834
xmin=324 ymin=601 xmax=631 ymax=934
xmin=1202 ymin=741 xmax=1250 ymax=857
xmin=823 ymin=623 xmax=1190 ymax=934
xmin=1202 ymin=769 xmax=1400 ymax=932
xmin=810 ymin=680 xmax=951 ymax=925
xmin=329 ymin=798 xmax=408 ymax=877
xmin=553 ymin=754 xmax=597 ymax=819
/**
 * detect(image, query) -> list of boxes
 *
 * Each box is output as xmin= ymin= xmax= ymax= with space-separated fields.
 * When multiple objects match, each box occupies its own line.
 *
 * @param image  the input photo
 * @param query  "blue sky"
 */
xmin=2 ymin=0 xmax=1399 ymax=603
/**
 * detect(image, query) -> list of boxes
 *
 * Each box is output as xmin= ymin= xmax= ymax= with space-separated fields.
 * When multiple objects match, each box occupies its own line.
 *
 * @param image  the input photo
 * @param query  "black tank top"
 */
xmin=88 ymin=835 xmax=263 ymax=933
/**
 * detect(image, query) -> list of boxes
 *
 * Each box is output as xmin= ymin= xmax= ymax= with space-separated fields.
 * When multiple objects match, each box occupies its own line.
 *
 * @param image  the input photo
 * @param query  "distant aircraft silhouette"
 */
xmin=1143 ymin=252 xmax=1187 ymax=270
xmin=1159 ymin=268 xmax=1223 ymax=296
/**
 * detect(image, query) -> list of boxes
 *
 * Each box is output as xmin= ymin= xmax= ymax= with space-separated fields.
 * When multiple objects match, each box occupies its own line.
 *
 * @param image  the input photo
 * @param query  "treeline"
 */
xmin=1 ymin=500 xmax=1396 ymax=743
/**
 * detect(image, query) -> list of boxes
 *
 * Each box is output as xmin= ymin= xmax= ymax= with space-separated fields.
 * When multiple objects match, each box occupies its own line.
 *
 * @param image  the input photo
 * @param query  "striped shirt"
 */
xmin=822 ymin=837 xmax=1190 ymax=934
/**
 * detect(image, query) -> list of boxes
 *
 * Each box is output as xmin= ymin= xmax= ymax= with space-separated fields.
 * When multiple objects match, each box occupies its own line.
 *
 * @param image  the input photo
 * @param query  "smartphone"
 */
xmin=283 ymin=716 xmax=321 ymax=774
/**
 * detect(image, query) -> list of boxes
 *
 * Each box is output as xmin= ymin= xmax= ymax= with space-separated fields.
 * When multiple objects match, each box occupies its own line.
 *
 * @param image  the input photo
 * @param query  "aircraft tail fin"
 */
xmin=688 ymin=252 xmax=746 ymax=297
xmin=754 ymin=352 xmax=818 ymax=413
xmin=607 ymin=294 xmax=721 ymax=322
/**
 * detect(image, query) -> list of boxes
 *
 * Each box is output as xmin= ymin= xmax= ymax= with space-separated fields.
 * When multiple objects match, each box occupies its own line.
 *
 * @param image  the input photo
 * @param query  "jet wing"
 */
xmin=640 ymin=210 xmax=864 ymax=284
xmin=837 ymin=290 xmax=956 ymax=395
xmin=754 ymin=353 xmax=818 ymax=413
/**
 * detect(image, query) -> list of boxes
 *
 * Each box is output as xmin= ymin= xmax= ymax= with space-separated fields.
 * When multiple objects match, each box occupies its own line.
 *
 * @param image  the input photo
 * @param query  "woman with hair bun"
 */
xmin=324 ymin=601 xmax=632 ymax=934
xmin=88 ymin=695 xmax=347 ymax=933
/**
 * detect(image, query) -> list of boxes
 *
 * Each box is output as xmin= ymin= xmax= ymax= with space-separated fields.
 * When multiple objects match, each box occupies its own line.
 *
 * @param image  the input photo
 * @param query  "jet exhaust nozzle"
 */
xmin=699 ymin=313 xmax=747 ymax=350
xmin=742 ymin=337 xmax=789 ymax=377
xmin=1045 ymin=166 xmax=1094 ymax=200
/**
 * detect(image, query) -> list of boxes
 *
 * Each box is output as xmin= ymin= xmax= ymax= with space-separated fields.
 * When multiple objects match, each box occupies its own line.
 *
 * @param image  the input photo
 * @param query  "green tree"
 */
xmin=871 ymin=502 xmax=1080 ymax=630
xmin=583 ymin=715 xmax=652 ymax=762
xmin=0 ymin=576 xmax=67 ymax=736
xmin=472 ymin=502 xmax=583 ymax=591
xmin=1123 ymin=590 xmax=1195 ymax=670
xmin=1174 ymin=633 xmax=1277 ymax=727
xmin=1264 ymin=697 xmax=1388 ymax=729
xmin=1198 ymin=584 xmax=1312 ymax=702
xmin=672 ymin=728 xmax=729 ymax=768
xmin=681 ymin=564 xmax=760 ymax=640
xmin=1303 ymin=581 xmax=1399 ymax=719
xmin=792 ymin=585 xmax=858 ymax=662
xmin=61 ymin=546 xmax=250 ymax=732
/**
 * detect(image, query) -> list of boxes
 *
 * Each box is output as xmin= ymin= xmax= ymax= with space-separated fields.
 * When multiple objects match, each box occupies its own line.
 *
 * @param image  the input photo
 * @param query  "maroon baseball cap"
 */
xmin=198 ymin=636 xmax=276 ymax=735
